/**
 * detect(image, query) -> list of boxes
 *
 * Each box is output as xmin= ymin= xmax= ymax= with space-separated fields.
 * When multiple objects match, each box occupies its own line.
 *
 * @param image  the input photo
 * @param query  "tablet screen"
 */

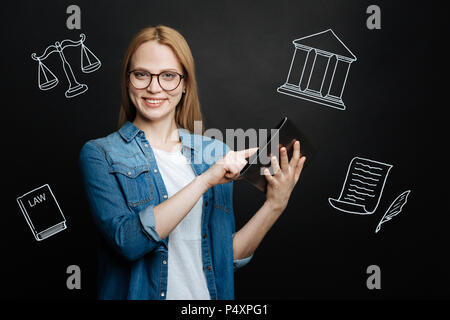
xmin=240 ymin=117 xmax=316 ymax=192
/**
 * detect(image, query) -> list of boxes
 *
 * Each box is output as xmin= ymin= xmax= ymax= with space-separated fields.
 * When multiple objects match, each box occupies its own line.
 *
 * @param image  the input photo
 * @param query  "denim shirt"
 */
xmin=79 ymin=121 xmax=252 ymax=300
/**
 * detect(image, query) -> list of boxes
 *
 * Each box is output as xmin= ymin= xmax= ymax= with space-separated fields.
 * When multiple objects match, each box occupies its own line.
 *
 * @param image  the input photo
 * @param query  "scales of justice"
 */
xmin=31 ymin=34 xmax=101 ymax=98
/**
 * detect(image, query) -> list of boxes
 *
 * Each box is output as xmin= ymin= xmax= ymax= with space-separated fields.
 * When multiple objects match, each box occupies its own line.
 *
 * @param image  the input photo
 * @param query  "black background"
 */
xmin=1 ymin=0 xmax=448 ymax=301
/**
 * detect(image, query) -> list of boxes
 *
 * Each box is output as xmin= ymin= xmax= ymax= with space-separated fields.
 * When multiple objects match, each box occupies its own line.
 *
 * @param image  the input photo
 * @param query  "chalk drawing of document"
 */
xmin=328 ymin=157 xmax=393 ymax=215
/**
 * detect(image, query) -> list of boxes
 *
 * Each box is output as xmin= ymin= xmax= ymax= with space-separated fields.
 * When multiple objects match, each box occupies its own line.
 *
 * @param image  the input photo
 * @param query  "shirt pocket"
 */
xmin=109 ymin=162 xmax=154 ymax=208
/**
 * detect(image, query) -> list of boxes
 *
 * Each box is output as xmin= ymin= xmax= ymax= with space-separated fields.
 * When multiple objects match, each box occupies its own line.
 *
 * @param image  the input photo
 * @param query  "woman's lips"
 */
xmin=142 ymin=97 xmax=167 ymax=108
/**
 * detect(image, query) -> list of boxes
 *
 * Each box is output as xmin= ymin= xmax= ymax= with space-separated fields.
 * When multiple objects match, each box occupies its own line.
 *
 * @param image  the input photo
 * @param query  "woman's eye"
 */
xmin=134 ymin=72 xmax=147 ymax=78
xmin=162 ymin=72 xmax=176 ymax=80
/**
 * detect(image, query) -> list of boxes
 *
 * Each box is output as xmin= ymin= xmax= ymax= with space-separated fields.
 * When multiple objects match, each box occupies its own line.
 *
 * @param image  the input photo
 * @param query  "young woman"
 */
xmin=79 ymin=25 xmax=306 ymax=300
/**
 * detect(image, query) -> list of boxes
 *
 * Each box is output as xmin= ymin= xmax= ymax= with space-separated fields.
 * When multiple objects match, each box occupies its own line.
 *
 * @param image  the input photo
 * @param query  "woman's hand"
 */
xmin=263 ymin=140 xmax=306 ymax=212
xmin=200 ymin=147 xmax=259 ymax=189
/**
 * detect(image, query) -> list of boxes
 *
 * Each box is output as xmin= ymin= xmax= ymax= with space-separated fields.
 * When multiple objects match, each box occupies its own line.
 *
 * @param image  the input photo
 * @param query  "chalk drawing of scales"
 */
xmin=31 ymin=34 xmax=101 ymax=98
xmin=277 ymin=29 xmax=356 ymax=110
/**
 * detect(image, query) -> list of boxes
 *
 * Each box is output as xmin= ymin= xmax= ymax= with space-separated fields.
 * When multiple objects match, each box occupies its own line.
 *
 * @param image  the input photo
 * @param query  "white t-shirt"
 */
xmin=152 ymin=146 xmax=210 ymax=300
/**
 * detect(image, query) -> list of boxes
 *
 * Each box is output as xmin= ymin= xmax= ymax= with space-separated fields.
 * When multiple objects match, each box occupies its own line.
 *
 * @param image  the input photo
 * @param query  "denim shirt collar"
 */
xmin=118 ymin=121 xmax=200 ymax=152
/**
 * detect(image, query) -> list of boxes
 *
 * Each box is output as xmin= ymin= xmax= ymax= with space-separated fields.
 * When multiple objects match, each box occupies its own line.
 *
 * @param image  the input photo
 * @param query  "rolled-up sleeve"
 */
xmin=233 ymin=254 xmax=253 ymax=270
xmin=232 ymin=232 xmax=254 ymax=271
xmin=79 ymin=141 xmax=162 ymax=261
xmin=138 ymin=205 xmax=163 ymax=243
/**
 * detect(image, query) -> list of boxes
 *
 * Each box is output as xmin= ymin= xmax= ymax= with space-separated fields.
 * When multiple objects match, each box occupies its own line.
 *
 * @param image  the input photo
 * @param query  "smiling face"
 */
xmin=128 ymin=41 xmax=185 ymax=124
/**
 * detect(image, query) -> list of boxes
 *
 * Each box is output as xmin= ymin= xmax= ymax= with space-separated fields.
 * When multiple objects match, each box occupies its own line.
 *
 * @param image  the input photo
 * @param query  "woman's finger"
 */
xmin=271 ymin=155 xmax=281 ymax=175
xmin=225 ymin=163 xmax=240 ymax=175
xmin=230 ymin=174 xmax=241 ymax=181
xmin=262 ymin=167 xmax=276 ymax=184
xmin=279 ymin=147 xmax=289 ymax=171
xmin=290 ymin=140 xmax=301 ymax=169
xmin=238 ymin=158 xmax=249 ymax=170
xmin=236 ymin=147 xmax=259 ymax=159
xmin=222 ymin=176 xmax=234 ymax=183
xmin=294 ymin=156 xmax=306 ymax=182
xmin=225 ymin=170 xmax=240 ymax=180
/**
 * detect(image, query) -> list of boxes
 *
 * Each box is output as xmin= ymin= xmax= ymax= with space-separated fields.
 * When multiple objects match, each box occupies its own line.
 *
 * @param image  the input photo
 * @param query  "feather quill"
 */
xmin=375 ymin=190 xmax=411 ymax=233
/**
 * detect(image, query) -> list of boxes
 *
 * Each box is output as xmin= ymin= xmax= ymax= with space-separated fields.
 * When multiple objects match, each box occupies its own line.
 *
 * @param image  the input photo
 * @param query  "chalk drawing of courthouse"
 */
xmin=277 ymin=29 xmax=357 ymax=110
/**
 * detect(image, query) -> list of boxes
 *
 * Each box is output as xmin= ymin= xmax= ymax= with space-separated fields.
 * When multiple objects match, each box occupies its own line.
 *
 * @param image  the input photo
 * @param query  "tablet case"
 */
xmin=240 ymin=117 xmax=316 ymax=192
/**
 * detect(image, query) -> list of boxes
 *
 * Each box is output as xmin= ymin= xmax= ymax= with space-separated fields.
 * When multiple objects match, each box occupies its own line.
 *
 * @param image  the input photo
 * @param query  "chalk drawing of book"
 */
xmin=16 ymin=184 xmax=67 ymax=241
xmin=328 ymin=157 xmax=393 ymax=215
xmin=277 ymin=29 xmax=356 ymax=110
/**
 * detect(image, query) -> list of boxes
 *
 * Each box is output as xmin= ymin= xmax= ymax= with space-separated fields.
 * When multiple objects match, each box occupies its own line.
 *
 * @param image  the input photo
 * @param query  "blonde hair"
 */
xmin=118 ymin=25 xmax=203 ymax=133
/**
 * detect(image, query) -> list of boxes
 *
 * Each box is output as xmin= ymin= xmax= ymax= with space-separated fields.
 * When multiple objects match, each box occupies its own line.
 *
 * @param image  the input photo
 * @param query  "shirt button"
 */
xmin=153 ymin=169 xmax=158 ymax=173
xmin=206 ymin=266 xmax=211 ymax=271
xmin=145 ymin=144 xmax=149 ymax=148
xmin=163 ymin=195 xmax=168 ymax=199
xmin=205 ymin=201 xmax=208 ymax=207
xmin=162 ymin=260 xmax=167 ymax=264
xmin=161 ymin=292 xmax=165 ymax=297
xmin=202 ymin=233 xmax=207 ymax=239
xmin=127 ymin=171 xmax=132 ymax=176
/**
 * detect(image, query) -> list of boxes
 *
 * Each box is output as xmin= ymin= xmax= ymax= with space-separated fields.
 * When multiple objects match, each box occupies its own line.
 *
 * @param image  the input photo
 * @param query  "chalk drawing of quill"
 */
xmin=375 ymin=190 xmax=411 ymax=233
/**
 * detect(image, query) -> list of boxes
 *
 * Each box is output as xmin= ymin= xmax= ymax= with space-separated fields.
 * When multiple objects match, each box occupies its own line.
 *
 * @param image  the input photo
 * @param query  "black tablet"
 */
xmin=240 ymin=117 xmax=316 ymax=192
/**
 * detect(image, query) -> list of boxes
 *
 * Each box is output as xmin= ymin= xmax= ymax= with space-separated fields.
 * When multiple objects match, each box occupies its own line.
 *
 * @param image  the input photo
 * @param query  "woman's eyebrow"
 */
xmin=132 ymin=67 xmax=180 ymax=72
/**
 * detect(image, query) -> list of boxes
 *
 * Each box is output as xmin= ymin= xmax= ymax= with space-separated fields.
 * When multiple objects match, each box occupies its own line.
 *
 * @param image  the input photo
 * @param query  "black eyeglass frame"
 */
xmin=127 ymin=70 xmax=185 ymax=91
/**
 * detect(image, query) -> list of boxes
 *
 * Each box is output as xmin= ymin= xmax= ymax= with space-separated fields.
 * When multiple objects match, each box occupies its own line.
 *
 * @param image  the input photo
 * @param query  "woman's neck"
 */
xmin=133 ymin=115 xmax=180 ymax=151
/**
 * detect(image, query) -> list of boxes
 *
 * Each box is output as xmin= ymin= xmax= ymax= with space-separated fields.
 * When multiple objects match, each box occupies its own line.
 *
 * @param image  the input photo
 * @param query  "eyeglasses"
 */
xmin=128 ymin=70 xmax=185 ymax=91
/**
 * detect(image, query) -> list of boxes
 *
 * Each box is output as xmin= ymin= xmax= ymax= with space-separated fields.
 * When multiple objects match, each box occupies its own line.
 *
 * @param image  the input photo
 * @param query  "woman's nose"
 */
xmin=146 ymin=75 xmax=162 ymax=93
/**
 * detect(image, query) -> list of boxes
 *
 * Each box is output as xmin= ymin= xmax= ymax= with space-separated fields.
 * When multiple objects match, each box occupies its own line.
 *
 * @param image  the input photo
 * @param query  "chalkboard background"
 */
xmin=1 ymin=0 xmax=447 ymax=300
